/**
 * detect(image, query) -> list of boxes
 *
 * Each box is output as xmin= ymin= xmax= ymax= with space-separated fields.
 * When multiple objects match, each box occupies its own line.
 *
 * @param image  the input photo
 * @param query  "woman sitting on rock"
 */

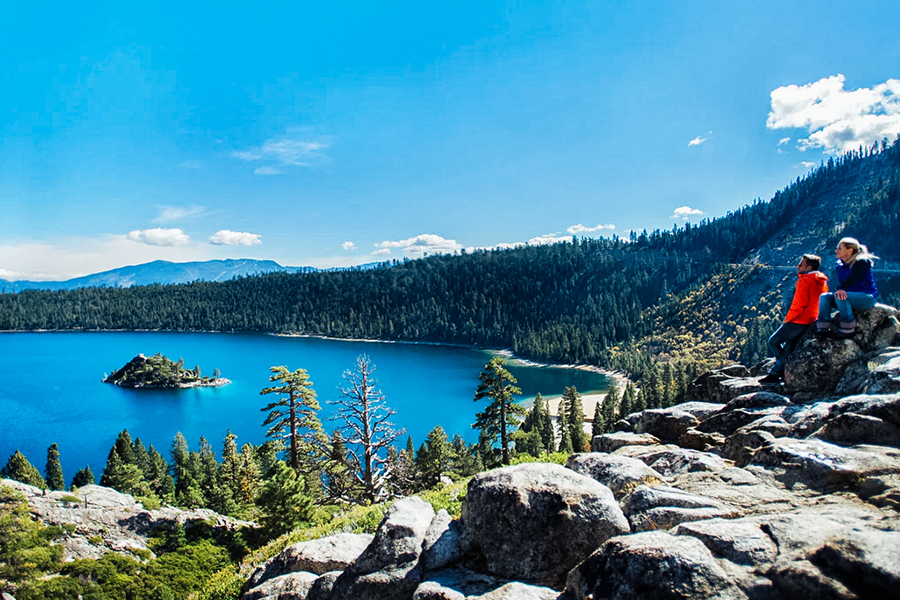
xmin=816 ymin=237 xmax=879 ymax=339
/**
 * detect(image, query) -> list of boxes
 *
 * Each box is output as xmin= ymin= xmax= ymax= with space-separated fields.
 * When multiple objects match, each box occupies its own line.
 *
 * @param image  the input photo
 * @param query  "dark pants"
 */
xmin=767 ymin=322 xmax=808 ymax=376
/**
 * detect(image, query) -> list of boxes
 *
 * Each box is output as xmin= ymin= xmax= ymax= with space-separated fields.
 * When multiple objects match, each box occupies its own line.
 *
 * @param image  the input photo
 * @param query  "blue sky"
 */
xmin=2 ymin=1 xmax=899 ymax=280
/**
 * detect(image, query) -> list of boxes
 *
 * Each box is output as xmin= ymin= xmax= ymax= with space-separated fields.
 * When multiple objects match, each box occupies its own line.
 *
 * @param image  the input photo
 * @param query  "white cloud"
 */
xmin=253 ymin=166 xmax=281 ymax=175
xmin=153 ymin=205 xmax=206 ymax=223
xmin=567 ymin=223 xmax=615 ymax=235
xmin=778 ymin=137 xmax=791 ymax=146
xmin=688 ymin=135 xmax=707 ymax=147
xmin=670 ymin=206 xmax=705 ymax=220
xmin=126 ymin=228 xmax=191 ymax=246
xmin=376 ymin=234 xmax=463 ymax=256
xmin=371 ymin=248 xmax=392 ymax=256
xmin=800 ymin=161 xmax=817 ymax=169
xmin=0 ymin=268 xmax=24 ymax=279
xmin=342 ymin=241 xmax=356 ymax=251
xmin=527 ymin=233 xmax=570 ymax=245
xmin=234 ymin=132 xmax=329 ymax=173
xmin=209 ymin=230 xmax=262 ymax=246
xmin=767 ymin=75 xmax=900 ymax=153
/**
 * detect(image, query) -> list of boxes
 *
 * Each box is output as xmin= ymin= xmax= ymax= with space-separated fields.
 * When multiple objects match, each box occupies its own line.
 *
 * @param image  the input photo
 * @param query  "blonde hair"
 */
xmin=838 ymin=237 xmax=879 ymax=263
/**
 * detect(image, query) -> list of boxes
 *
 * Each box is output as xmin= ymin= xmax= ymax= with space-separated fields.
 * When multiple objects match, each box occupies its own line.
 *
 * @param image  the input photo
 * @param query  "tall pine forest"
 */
xmin=2 ymin=138 xmax=900 ymax=378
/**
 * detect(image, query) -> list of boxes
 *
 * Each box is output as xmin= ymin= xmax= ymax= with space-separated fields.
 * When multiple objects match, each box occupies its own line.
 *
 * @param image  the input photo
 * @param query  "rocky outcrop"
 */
xmin=240 ymin=314 xmax=900 ymax=600
xmin=1 ymin=480 xmax=252 ymax=561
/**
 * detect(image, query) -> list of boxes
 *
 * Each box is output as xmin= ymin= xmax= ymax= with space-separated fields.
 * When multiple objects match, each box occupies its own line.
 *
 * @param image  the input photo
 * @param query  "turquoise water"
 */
xmin=0 ymin=332 xmax=607 ymax=481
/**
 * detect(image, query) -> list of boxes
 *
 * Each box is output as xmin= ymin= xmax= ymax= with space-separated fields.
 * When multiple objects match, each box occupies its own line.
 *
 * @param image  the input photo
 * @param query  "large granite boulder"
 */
xmin=634 ymin=408 xmax=700 ymax=442
xmin=243 ymin=532 xmax=374 ymax=594
xmin=329 ymin=496 xmax=434 ymax=600
xmin=566 ymin=531 xmax=748 ymax=600
xmin=621 ymin=485 xmax=738 ymax=532
xmin=564 ymin=452 xmax=665 ymax=500
xmin=460 ymin=463 xmax=629 ymax=588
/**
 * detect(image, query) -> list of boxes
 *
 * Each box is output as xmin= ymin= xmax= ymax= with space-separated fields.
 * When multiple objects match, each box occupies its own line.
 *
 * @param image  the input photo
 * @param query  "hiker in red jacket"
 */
xmin=759 ymin=254 xmax=828 ymax=384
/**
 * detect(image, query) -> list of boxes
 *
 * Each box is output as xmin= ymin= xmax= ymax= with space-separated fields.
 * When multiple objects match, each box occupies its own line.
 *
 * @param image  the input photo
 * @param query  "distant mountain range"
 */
xmin=0 ymin=259 xmax=320 ymax=292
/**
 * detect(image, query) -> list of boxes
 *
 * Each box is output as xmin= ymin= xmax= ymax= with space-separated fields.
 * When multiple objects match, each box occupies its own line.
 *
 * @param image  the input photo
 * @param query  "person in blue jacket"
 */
xmin=816 ymin=237 xmax=879 ymax=339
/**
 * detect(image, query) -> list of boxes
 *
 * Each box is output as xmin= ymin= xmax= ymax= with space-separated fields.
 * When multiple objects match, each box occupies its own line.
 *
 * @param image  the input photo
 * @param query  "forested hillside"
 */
xmin=1 ymin=138 xmax=899 ymax=377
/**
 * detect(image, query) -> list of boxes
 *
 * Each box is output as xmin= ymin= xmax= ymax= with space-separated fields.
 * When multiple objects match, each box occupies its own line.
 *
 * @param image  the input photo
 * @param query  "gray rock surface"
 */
xmin=461 ymin=462 xmax=630 ymax=588
xmin=566 ymin=531 xmax=748 ymax=600
xmin=244 ymin=532 xmax=373 ymax=591
xmin=634 ymin=408 xmax=700 ymax=442
xmin=591 ymin=431 xmax=661 ymax=453
xmin=622 ymin=485 xmax=738 ymax=532
xmin=564 ymin=452 xmax=665 ymax=500
xmin=1 ymin=480 xmax=252 ymax=561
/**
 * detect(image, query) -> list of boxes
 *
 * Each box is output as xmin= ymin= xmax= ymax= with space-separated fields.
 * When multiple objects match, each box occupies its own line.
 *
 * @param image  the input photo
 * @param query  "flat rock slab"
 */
xmin=748 ymin=438 xmax=900 ymax=490
xmin=592 ymin=432 xmax=662 ymax=453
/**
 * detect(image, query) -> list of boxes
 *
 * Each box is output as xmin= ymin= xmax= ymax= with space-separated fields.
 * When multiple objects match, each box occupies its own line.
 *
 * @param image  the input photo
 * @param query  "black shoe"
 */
xmin=759 ymin=373 xmax=783 ymax=384
xmin=815 ymin=329 xmax=832 ymax=338
xmin=833 ymin=330 xmax=855 ymax=340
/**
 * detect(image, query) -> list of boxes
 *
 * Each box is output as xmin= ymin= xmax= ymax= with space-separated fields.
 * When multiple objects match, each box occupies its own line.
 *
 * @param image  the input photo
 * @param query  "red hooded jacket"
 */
xmin=785 ymin=270 xmax=828 ymax=324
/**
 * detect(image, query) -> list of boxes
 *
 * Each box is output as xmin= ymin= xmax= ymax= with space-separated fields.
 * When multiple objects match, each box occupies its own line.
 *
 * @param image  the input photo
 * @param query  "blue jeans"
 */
xmin=767 ymin=322 xmax=808 ymax=375
xmin=818 ymin=292 xmax=877 ymax=322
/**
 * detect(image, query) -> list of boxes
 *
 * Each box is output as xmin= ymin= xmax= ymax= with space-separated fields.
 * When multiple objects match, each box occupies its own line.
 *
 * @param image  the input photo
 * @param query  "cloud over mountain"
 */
xmin=767 ymin=75 xmax=900 ymax=153
xmin=209 ymin=230 xmax=262 ymax=246
xmin=126 ymin=228 xmax=190 ymax=246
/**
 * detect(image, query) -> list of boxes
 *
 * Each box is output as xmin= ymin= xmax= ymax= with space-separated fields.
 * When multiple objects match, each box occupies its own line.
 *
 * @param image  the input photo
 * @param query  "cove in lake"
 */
xmin=0 ymin=332 xmax=608 ymax=480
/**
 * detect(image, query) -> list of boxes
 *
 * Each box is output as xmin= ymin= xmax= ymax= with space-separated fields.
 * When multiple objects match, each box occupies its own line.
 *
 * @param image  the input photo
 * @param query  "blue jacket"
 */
xmin=836 ymin=258 xmax=878 ymax=298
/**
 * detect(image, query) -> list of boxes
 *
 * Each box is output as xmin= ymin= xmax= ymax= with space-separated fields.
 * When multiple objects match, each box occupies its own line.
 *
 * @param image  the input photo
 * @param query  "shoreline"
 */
xmin=2 ymin=329 xmax=633 ymax=397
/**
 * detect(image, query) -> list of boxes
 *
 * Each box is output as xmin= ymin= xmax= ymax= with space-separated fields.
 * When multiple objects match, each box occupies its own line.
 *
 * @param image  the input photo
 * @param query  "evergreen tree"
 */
xmin=330 ymin=355 xmax=404 ymax=503
xmin=255 ymin=461 xmax=314 ymax=540
xmin=260 ymin=366 xmax=326 ymax=474
xmin=220 ymin=431 xmax=243 ymax=505
xmin=416 ymin=426 xmax=451 ymax=488
xmin=0 ymin=485 xmax=63 ymax=584
xmin=1 ymin=450 xmax=46 ymax=488
xmin=564 ymin=386 xmax=588 ymax=452
xmin=147 ymin=445 xmax=175 ymax=503
xmin=556 ymin=402 xmax=573 ymax=453
xmin=323 ymin=430 xmax=356 ymax=502
xmin=170 ymin=432 xmax=204 ymax=508
xmin=600 ymin=384 xmax=620 ymax=434
xmin=591 ymin=401 xmax=604 ymax=439
xmin=238 ymin=443 xmax=264 ymax=506
xmin=449 ymin=433 xmax=479 ymax=478
xmin=473 ymin=357 xmax=525 ymax=465
xmin=476 ymin=429 xmax=498 ymax=470
xmin=71 ymin=465 xmax=95 ymax=489
xmin=617 ymin=381 xmax=634 ymax=422
xmin=661 ymin=362 xmax=674 ymax=408
xmin=45 ymin=443 xmax=65 ymax=491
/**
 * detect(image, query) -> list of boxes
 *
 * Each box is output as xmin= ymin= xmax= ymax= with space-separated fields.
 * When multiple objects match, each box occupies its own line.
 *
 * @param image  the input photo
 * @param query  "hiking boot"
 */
xmin=834 ymin=319 xmax=856 ymax=339
xmin=815 ymin=321 xmax=834 ymax=338
xmin=759 ymin=373 xmax=783 ymax=384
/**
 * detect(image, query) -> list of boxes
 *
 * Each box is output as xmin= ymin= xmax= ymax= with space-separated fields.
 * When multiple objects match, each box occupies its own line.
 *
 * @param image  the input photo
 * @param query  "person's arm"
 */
xmin=838 ymin=260 xmax=870 ymax=291
xmin=784 ymin=277 xmax=810 ymax=323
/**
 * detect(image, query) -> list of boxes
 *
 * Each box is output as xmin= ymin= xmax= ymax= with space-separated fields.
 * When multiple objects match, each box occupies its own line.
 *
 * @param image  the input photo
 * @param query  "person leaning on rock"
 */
xmin=816 ymin=237 xmax=879 ymax=339
xmin=759 ymin=253 xmax=828 ymax=384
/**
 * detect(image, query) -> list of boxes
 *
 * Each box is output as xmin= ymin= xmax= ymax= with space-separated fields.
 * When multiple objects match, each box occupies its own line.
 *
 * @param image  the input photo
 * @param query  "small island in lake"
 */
xmin=104 ymin=353 xmax=230 ymax=389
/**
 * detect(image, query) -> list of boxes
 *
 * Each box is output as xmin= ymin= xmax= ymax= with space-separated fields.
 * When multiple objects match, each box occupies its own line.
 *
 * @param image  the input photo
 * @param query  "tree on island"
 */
xmin=260 ymin=366 xmax=327 ymax=475
xmin=329 ymin=354 xmax=404 ymax=504
xmin=473 ymin=357 xmax=525 ymax=465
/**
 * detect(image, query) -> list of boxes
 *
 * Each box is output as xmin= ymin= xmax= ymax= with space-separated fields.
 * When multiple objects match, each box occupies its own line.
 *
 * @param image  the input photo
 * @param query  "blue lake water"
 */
xmin=0 ymin=332 xmax=607 ymax=482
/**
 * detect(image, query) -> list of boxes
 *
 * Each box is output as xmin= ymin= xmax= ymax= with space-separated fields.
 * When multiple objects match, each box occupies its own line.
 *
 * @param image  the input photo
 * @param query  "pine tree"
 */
xmin=618 ymin=382 xmax=635 ymax=422
xmin=556 ymin=402 xmax=573 ymax=453
xmin=591 ymin=401 xmax=604 ymax=438
xmin=564 ymin=386 xmax=588 ymax=452
xmin=71 ymin=465 xmax=95 ymax=489
xmin=323 ymin=430 xmax=356 ymax=502
xmin=260 ymin=365 xmax=326 ymax=473
xmin=1 ymin=450 xmax=46 ymax=488
xmin=255 ymin=461 xmax=314 ymax=540
xmin=449 ymin=433 xmax=478 ymax=478
xmin=600 ymin=384 xmax=619 ymax=434
xmin=45 ymin=443 xmax=64 ymax=491
xmin=473 ymin=357 xmax=525 ymax=465
xmin=416 ymin=426 xmax=451 ymax=488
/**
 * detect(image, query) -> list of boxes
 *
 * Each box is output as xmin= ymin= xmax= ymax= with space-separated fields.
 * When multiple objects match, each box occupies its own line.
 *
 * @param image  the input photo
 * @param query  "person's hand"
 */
xmin=835 ymin=289 xmax=848 ymax=301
